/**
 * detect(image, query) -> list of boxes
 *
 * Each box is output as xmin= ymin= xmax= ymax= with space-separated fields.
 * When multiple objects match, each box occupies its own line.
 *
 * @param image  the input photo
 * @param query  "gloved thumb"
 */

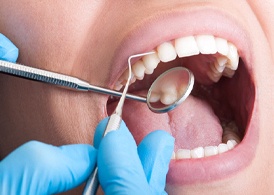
xmin=138 ymin=130 xmax=174 ymax=194
xmin=0 ymin=33 xmax=19 ymax=62
xmin=0 ymin=141 xmax=97 ymax=195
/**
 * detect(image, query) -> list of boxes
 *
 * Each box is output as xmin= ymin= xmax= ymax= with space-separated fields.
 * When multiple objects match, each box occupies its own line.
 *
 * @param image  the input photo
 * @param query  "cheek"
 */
xmin=0 ymin=76 xmax=107 ymax=158
xmin=247 ymin=1 xmax=274 ymax=53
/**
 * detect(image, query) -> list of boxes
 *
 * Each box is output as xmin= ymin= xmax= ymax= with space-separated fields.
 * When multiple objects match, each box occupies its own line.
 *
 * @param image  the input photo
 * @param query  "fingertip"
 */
xmin=142 ymin=130 xmax=175 ymax=150
xmin=0 ymin=33 xmax=19 ymax=62
xmin=138 ymin=130 xmax=174 ymax=193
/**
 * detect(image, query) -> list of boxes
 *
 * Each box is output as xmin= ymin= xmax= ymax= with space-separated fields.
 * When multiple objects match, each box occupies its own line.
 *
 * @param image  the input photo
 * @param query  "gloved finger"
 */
xmin=97 ymin=119 xmax=151 ymax=194
xmin=0 ymin=33 xmax=19 ymax=62
xmin=138 ymin=130 xmax=174 ymax=194
xmin=0 ymin=141 xmax=97 ymax=195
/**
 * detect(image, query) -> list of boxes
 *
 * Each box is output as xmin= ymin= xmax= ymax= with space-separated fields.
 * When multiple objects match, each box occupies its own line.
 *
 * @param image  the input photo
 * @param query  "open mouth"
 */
xmin=105 ymin=8 xmax=257 ymax=188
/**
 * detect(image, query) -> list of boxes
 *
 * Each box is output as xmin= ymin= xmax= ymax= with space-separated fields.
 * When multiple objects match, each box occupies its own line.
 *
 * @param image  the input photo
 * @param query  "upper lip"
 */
xmin=106 ymin=5 xmax=258 ymax=185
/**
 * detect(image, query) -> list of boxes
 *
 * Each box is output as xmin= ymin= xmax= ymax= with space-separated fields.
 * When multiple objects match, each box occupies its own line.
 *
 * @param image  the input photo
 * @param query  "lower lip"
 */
xmin=167 ymin=108 xmax=259 ymax=185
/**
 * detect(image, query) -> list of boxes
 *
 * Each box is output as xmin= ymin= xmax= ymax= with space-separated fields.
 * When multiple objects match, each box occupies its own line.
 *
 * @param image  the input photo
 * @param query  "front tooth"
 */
xmin=191 ymin=147 xmax=205 ymax=158
xmin=195 ymin=35 xmax=217 ymax=54
xmin=175 ymin=36 xmax=199 ymax=57
xmin=218 ymin=143 xmax=229 ymax=154
xmin=142 ymin=51 xmax=160 ymax=73
xmin=226 ymin=43 xmax=239 ymax=70
xmin=132 ymin=60 xmax=146 ymax=80
xmin=215 ymin=37 xmax=229 ymax=56
xmin=176 ymin=149 xmax=191 ymax=159
xmin=204 ymin=146 xmax=218 ymax=157
xmin=157 ymin=41 xmax=177 ymax=62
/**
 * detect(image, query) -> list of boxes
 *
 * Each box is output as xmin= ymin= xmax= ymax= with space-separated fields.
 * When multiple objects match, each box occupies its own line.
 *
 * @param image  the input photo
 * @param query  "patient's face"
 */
xmin=1 ymin=0 xmax=274 ymax=194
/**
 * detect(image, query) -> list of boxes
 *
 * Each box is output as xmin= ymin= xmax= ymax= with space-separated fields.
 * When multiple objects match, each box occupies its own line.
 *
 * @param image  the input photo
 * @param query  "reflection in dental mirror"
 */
xmin=147 ymin=67 xmax=194 ymax=113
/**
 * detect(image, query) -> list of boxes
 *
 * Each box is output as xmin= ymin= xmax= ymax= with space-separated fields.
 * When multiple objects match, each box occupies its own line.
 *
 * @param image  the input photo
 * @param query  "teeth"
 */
xmin=218 ymin=143 xmax=228 ymax=154
xmin=222 ymin=121 xmax=241 ymax=143
xmin=226 ymin=43 xmax=239 ymax=70
xmin=174 ymin=139 xmax=238 ymax=160
xmin=149 ymin=92 xmax=161 ymax=103
xmin=215 ymin=37 xmax=229 ymax=56
xmin=223 ymin=67 xmax=235 ymax=78
xmin=142 ymin=51 xmax=160 ymax=74
xmin=157 ymin=41 xmax=177 ymax=62
xmin=227 ymin=140 xmax=237 ymax=150
xmin=216 ymin=56 xmax=228 ymax=72
xmin=191 ymin=147 xmax=205 ymax=158
xmin=160 ymin=86 xmax=178 ymax=105
xmin=176 ymin=149 xmax=191 ymax=159
xmin=171 ymin=151 xmax=176 ymax=160
xmin=132 ymin=60 xmax=146 ymax=80
xmin=204 ymin=146 xmax=218 ymax=157
xmin=115 ymin=34 xmax=240 ymax=95
xmin=195 ymin=35 xmax=217 ymax=54
xmin=207 ymin=62 xmax=223 ymax=83
xmin=175 ymin=36 xmax=199 ymax=57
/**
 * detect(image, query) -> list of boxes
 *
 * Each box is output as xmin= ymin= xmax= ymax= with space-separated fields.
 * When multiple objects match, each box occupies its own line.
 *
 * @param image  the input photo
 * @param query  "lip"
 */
xmin=106 ymin=5 xmax=258 ymax=185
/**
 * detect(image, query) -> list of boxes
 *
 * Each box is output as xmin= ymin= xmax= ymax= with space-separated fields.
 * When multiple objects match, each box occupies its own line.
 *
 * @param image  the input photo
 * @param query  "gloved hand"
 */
xmin=0 ymin=141 xmax=97 ymax=195
xmin=94 ymin=117 xmax=175 ymax=195
xmin=0 ymin=34 xmax=97 ymax=195
xmin=0 ymin=33 xmax=19 ymax=62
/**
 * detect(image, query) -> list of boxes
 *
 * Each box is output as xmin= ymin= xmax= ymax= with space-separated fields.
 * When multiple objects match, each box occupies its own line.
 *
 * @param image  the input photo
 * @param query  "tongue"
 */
xmin=108 ymin=95 xmax=223 ymax=150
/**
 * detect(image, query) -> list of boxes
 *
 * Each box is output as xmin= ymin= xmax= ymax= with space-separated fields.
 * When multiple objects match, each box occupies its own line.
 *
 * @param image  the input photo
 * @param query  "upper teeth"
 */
xmin=115 ymin=34 xmax=239 ymax=105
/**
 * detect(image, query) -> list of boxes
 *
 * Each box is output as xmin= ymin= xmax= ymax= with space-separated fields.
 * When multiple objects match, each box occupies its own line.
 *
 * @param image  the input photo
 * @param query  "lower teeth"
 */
xmin=172 ymin=139 xmax=238 ymax=160
xmin=172 ymin=121 xmax=240 ymax=160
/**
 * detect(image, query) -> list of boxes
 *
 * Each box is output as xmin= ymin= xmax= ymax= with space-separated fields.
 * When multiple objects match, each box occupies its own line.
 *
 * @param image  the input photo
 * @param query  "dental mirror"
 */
xmin=146 ymin=67 xmax=194 ymax=113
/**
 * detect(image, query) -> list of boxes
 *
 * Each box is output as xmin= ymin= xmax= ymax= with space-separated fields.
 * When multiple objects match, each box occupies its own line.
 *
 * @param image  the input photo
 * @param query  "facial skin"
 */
xmin=1 ymin=0 xmax=274 ymax=194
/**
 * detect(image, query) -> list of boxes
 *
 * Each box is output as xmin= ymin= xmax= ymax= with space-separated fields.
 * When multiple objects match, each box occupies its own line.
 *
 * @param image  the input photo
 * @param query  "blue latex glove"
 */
xmin=94 ymin=117 xmax=175 ymax=195
xmin=0 ymin=33 xmax=19 ymax=62
xmin=0 ymin=141 xmax=97 ymax=195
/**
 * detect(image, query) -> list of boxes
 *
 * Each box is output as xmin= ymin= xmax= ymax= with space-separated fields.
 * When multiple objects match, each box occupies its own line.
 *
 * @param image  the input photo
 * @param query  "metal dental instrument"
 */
xmin=0 ymin=52 xmax=194 ymax=194
xmin=0 ymin=52 xmax=194 ymax=113
xmin=82 ymin=52 xmax=142 ymax=195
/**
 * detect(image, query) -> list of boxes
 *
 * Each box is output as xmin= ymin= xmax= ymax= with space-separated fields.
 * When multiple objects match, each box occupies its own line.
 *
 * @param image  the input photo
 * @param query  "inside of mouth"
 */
xmin=107 ymin=52 xmax=254 ymax=158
